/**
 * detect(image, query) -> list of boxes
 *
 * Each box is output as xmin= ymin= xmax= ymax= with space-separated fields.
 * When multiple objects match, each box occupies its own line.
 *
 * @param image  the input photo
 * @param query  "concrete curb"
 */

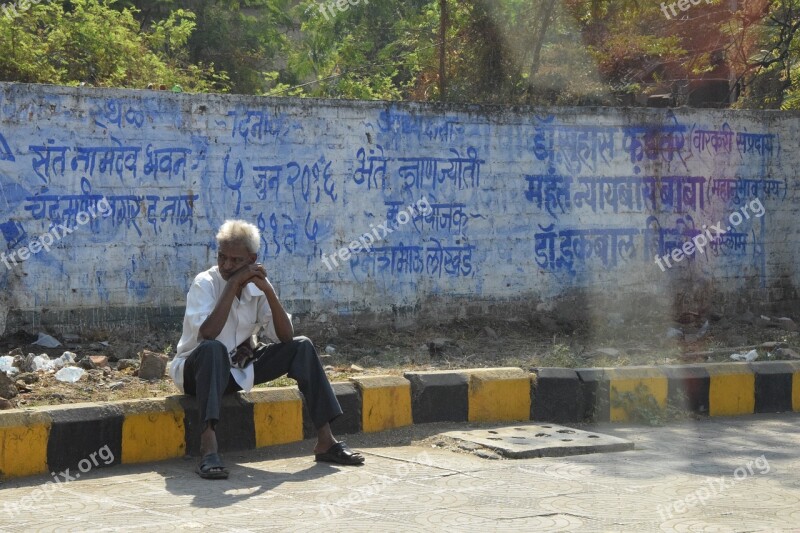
xmin=2 ymin=362 xmax=800 ymax=480
xmin=530 ymin=367 xmax=581 ymax=423
xmin=405 ymin=370 xmax=469 ymax=423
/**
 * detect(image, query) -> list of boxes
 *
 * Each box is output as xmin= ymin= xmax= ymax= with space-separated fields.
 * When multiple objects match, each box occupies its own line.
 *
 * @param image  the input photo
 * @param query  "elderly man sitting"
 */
xmin=170 ymin=219 xmax=364 ymax=479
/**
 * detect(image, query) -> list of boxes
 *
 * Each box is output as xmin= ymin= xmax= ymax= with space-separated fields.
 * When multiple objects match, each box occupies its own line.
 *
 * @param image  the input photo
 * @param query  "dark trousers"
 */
xmin=182 ymin=336 xmax=343 ymax=431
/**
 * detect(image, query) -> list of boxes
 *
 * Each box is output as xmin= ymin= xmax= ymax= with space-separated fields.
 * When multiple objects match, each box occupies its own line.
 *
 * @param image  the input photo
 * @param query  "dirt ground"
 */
xmin=1 ymin=310 xmax=799 ymax=409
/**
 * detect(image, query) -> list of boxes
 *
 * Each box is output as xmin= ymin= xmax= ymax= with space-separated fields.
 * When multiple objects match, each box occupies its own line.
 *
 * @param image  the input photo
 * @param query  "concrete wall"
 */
xmin=0 ymin=82 xmax=798 ymax=335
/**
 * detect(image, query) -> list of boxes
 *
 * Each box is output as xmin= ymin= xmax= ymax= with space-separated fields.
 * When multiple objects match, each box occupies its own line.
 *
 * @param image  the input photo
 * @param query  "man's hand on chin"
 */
xmin=243 ymin=263 xmax=273 ymax=295
xmin=228 ymin=262 xmax=268 ymax=291
xmin=250 ymin=275 xmax=274 ymax=295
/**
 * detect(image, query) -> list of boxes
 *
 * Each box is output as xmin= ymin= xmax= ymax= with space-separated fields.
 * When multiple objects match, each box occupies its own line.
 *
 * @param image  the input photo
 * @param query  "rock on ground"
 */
xmin=117 ymin=359 xmax=139 ymax=371
xmin=138 ymin=350 xmax=168 ymax=380
xmin=0 ymin=370 xmax=19 ymax=399
xmin=775 ymin=347 xmax=800 ymax=360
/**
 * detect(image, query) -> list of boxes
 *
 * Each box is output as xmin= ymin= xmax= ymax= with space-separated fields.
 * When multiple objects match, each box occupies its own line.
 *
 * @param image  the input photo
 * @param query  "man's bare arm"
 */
xmin=250 ymin=269 xmax=294 ymax=343
xmin=198 ymin=282 xmax=238 ymax=341
xmin=198 ymin=265 xmax=261 ymax=340
xmin=263 ymin=282 xmax=294 ymax=343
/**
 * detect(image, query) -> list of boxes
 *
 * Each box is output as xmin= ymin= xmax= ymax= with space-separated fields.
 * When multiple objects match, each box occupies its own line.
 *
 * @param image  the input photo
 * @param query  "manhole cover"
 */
xmin=443 ymin=424 xmax=634 ymax=459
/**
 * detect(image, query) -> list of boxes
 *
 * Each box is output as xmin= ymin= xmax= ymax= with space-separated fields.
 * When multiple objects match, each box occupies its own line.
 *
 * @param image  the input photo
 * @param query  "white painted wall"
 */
xmin=0 ymin=83 xmax=797 ymax=334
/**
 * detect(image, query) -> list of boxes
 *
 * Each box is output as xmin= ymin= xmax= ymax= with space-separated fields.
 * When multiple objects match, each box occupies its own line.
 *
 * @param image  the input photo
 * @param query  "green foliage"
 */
xmin=546 ymin=343 xmax=581 ymax=367
xmin=145 ymin=8 xmax=196 ymax=54
xmin=0 ymin=0 xmax=223 ymax=91
xmin=180 ymin=0 xmax=293 ymax=95
xmin=782 ymin=75 xmax=800 ymax=109
xmin=0 ymin=0 xmax=797 ymax=106
xmin=278 ymin=0 xmax=429 ymax=100
xmin=724 ymin=0 xmax=800 ymax=109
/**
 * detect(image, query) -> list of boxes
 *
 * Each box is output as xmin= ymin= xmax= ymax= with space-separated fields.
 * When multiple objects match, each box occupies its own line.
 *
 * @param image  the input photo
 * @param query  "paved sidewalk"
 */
xmin=1 ymin=413 xmax=799 ymax=532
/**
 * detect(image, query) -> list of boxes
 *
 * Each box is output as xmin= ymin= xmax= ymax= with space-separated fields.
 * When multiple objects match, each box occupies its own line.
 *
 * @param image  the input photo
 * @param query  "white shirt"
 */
xmin=170 ymin=266 xmax=288 ymax=393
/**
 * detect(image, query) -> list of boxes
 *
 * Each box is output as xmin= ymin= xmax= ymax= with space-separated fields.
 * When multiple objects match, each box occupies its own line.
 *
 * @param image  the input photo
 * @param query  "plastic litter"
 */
xmin=32 ymin=354 xmax=56 ymax=371
xmin=665 ymin=327 xmax=683 ymax=339
xmin=33 ymin=332 xmax=61 ymax=348
xmin=730 ymin=349 xmax=759 ymax=362
xmin=0 ymin=355 xmax=17 ymax=375
xmin=52 ymin=351 xmax=77 ymax=370
xmin=55 ymin=367 xmax=85 ymax=383
xmin=325 ymin=345 xmax=336 ymax=355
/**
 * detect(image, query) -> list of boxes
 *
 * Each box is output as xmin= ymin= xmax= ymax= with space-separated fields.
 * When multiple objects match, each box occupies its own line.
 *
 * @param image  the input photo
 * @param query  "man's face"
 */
xmin=217 ymin=242 xmax=256 ymax=281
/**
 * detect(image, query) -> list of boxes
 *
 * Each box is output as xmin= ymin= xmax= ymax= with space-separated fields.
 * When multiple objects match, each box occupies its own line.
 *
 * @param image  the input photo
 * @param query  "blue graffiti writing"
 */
xmin=252 ymin=158 xmax=335 ymax=206
xmin=525 ymin=174 xmax=707 ymax=218
xmin=534 ymin=225 xmax=639 ymax=274
xmin=708 ymin=177 xmax=787 ymax=204
xmin=377 ymin=108 xmax=464 ymax=144
xmin=0 ymin=219 xmax=27 ymax=249
xmin=353 ymin=146 xmax=484 ymax=192
xmin=385 ymin=200 xmax=471 ymax=235
xmin=144 ymin=144 xmax=191 ymax=181
xmin=531 ymin=118 xmax=616 ymax=175
xmin=227 ymin=108 xmax=291 ymax=144
xmin=735 ymin=131 xmax=775 ymax=157
xmin=0 ymin=131 xmax=15 ymax=161
xmin=24 ymin=178 xmax=197 ymax=236
xmin=93 ymin=99 xmax=145 ymax=130
xmin=349 ymin=238 xmax=474 ymax=278
xmin=691 ymin=124 xmax=734 ymax=154
xmin=353 ymin=145 xmax=389 ymax=191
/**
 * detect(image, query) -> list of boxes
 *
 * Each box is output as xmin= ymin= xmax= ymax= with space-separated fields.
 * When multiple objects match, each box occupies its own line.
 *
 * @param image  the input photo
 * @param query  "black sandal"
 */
xmin=314 ymin=442 xmax=365 ymax=465
xmin=195 ymin=452 xmax=229 ymax=479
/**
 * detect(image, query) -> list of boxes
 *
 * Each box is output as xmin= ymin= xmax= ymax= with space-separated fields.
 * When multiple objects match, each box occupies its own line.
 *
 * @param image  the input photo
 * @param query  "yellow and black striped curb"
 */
xmin=1 ymin=362 xmax=799 ymax=480
xmin=533 ymin=361 xmax=800 ymax=422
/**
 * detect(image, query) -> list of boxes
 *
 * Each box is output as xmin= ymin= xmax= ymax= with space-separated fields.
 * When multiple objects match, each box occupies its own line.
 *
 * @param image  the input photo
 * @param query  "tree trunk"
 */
xmin=531 ymin=0 xmax=557 ymax=76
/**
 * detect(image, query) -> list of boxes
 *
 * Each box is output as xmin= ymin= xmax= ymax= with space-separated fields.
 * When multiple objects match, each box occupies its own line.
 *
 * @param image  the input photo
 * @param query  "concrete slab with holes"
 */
xmin=442 ymin=423 xmax=634 ymax=458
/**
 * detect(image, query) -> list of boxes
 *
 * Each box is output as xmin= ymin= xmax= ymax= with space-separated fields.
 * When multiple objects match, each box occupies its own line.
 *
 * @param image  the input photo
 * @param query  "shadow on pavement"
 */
xmin=161 ymin=460 xmax=340 ymax=508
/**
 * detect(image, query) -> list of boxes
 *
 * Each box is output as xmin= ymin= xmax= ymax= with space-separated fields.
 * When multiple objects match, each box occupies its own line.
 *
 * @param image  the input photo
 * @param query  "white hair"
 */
xmin=216 ymin=220 xmax=260 ymax=254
